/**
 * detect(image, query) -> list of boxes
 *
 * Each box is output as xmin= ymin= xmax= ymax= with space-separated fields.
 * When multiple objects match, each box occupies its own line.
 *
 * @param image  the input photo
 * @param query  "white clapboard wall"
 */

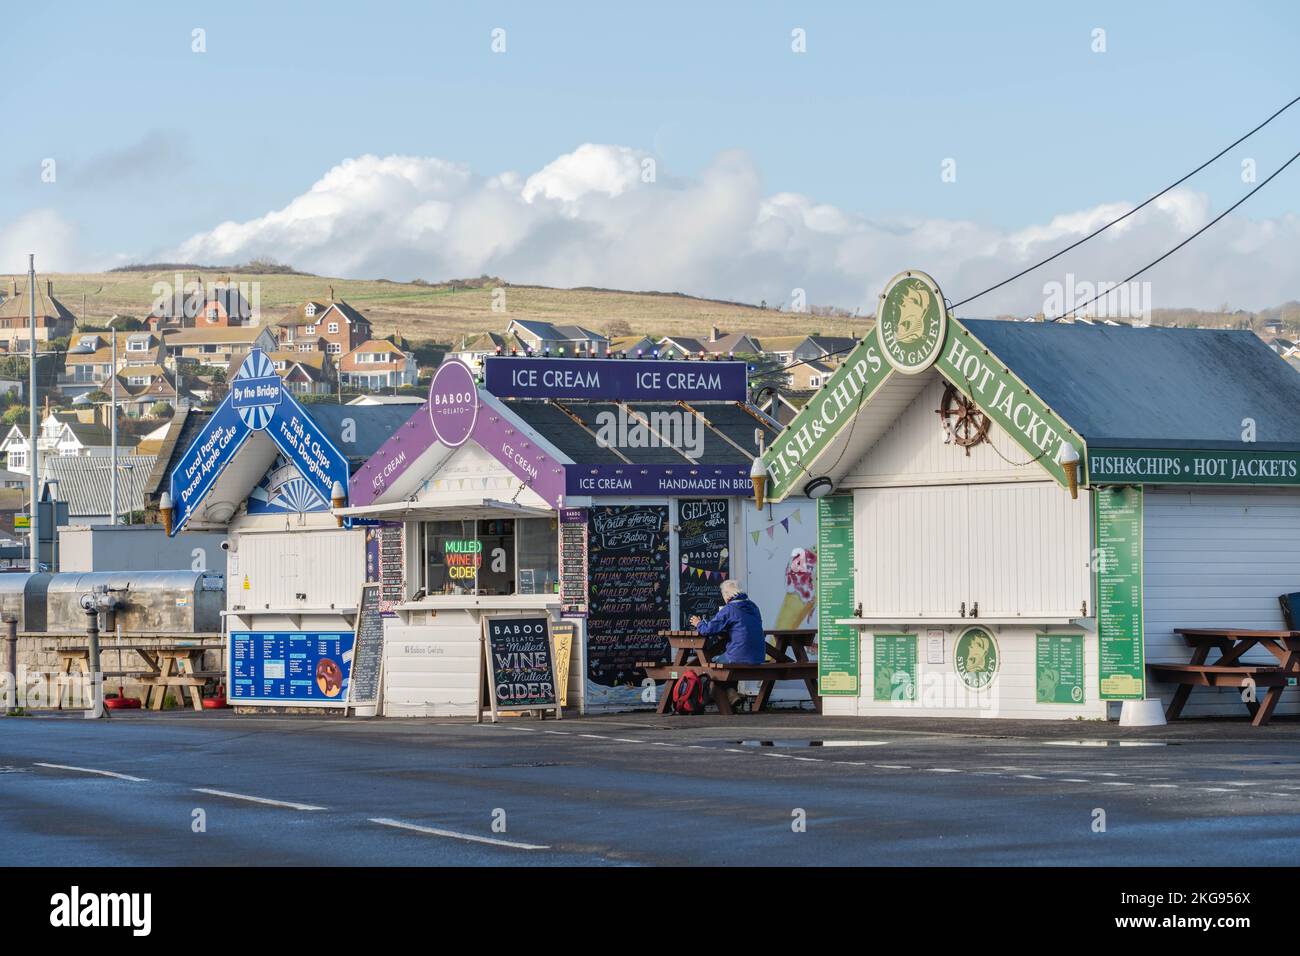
xmin=1144 ymin=487 xmax=1300 ymax=717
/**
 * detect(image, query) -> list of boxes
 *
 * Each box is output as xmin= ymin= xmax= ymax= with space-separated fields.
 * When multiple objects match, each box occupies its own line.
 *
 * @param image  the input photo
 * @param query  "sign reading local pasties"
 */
xmin=1089 ymin=448 xmax=1300 ymax=486
xmin=954 ymin=626 xmax=1000 ymax=690
xmin=761 ymin=337 xmax=892 ymax=502
xmin=1095 ymin=486 xmax=1145 ymax=700
xmin=169 ymin=348 xmax=351 ymax=535
xmin=1036 ymin=633 xmax=1085 ymax=704
xmin=873 ymin=634 xmax=917 ymax=702
xmin=875 ymin=271 xmax=948 ymax=374
xmin=936 ymin=324 xmax=1084 ymax=489
xmin=484 ymin=356 xmax=748 ymax=402
xmin=817 ymin=495 xmax=857 ymax=695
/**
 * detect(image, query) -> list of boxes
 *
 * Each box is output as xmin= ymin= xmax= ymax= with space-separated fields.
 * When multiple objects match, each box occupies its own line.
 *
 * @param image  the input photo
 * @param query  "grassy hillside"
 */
xmin=26 ymin=270 xmax=867 ymax=345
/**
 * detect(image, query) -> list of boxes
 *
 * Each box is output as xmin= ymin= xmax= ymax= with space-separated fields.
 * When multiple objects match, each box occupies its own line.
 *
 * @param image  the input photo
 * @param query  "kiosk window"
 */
xmin=516 ymin=518 xmax=559 ymax=594
xmin=419 ymin=517 xmax=556 ymax=595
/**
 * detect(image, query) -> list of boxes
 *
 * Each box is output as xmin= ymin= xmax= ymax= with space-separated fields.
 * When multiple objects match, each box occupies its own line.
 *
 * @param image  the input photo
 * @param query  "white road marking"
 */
xmin=1149 ymin=784 xmax=1178 ymax=789
xmin=791 ymin=756 xmax=820 ymax=762
xmin=542 ymin=730 xmax=570 ymax=735
xmin=1200 ymin=787 xmax=1236 ymax=793
xmin=832 ymin=761 xmax=868 ymax=766
xmin=1100 ymin=781 xmax=1133 ymax=787
xmin=724 ymin=748 xmax=748 ymax=754
xmin=370 ymin=817 xmax=549 ymax=850
xmin=1060 ymin=778 xmax=1091 ymax=783
xmin=1016 ymin=774 xmax=1046 ymax=780
xmin=578 ymin=734 xmax=610 ymax=740
xmin=34 ymin=763 xmax=148 ymax=782
xmin=192 ymin=788 xmax=326 ymax=811
xmin=928 ymin=768 xmax=961 ymax=774
xmin=611 ymin=738 xmax=646 ymax=744
xmin=874 ymin=764 xmax=911 ymax=770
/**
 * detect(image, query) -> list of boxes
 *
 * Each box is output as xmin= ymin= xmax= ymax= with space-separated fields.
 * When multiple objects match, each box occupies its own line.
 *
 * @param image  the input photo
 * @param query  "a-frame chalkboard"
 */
xmin=478 ymin=614 xmax=562 ymax=723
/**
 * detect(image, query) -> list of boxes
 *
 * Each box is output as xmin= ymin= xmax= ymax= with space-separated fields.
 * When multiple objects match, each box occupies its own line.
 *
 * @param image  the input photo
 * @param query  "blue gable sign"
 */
xmin=168 ymin=349 xmax=350 ymax=534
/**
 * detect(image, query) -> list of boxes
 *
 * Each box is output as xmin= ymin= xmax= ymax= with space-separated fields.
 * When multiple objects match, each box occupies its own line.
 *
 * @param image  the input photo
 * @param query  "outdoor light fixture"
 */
xmin=750 ymin=455 xmax=768 ymax=510
xmin=1058 ymin=442 xmax=1080 ymax=499
xmin=332 ymin=480 xmax=347 ymax=527
xmin=159 ymin=491 xmax=173 ymax=536
xmin=803 ymin=476 xmax=834 ymax=499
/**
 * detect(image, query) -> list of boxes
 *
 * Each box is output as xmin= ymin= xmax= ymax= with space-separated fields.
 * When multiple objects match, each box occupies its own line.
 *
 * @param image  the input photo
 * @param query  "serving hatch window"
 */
xmin=418 ymin=517 xmax=558 ymax=596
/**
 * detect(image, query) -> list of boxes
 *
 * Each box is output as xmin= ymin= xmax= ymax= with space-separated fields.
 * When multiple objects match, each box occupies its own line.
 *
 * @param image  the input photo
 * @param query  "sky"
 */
xmin=3 ymin=0 xmax=1298 ymax=316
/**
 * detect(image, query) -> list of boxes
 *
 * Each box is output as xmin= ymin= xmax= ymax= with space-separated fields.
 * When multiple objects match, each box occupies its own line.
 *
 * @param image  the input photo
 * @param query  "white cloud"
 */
xmin=0 ymin=209 xmax=93 ymax=274
xmin=169 ymin=145 xmax=1300 ymax=314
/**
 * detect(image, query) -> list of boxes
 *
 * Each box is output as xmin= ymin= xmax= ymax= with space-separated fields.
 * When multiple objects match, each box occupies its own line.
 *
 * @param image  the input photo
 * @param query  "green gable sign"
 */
xmin=1088 ymin=448 xmax=1300 ymax=486
xmin=762 ymin=338 xmax=893 ymax=502
xmin=759 ymin=268 xmax=1089 ymax=501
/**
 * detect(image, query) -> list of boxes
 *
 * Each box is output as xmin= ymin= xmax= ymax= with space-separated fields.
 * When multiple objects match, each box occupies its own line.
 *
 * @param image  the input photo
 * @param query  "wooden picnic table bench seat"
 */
xmin=1153 ymin=625 xmax=1300 ymax=726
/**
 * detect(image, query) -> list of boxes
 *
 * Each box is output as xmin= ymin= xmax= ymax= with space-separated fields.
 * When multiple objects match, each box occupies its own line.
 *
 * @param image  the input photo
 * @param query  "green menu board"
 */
xmin=873 ymin=634 xmax=917 ymax=702
xmin=817 ymin=495 xmax=857 ymax=694
xmin=1036 ymin=633 xmax=1085 ymax=704
xmin=1095 ymin=487 xmax=1145 ymax=700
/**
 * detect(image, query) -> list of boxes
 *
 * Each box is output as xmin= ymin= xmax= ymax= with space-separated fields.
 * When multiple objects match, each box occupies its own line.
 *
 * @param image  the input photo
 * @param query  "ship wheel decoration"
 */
xmin=936 ymin=383 xmax=991 ymax=455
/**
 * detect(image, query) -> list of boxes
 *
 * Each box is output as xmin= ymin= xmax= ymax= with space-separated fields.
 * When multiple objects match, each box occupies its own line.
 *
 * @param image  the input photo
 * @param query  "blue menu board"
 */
xmin=230 ymin=631 xmax=355 ymax=704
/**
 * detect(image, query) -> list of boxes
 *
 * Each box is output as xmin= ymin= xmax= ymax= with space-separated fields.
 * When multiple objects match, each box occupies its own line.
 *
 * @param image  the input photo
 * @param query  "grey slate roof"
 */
xmin=303 ymin=403 xmax=416 ymax=470
xmin=506 ymin=400 xmax=779 ymax=465
xmin=963 ymin=319 xmax=1300 ymax=451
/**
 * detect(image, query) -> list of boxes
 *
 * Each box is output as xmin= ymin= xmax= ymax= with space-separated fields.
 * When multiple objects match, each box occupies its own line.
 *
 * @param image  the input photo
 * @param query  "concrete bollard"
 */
xmin=2 ymin=614 xmax=15 ymax=710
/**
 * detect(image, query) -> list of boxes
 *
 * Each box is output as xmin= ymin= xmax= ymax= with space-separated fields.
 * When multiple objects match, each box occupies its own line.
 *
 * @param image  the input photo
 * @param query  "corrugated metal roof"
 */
xmin=963 ymin=319 xmax=1300 ymax=450
xmin=41 ymin=454 xmax=157 ymax=517
xmin=303 ymin=403 xmax=416 ymax=468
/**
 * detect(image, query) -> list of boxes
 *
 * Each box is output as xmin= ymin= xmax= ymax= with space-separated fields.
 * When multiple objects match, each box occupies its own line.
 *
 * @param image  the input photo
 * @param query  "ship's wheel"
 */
xmin=936 ymin=383 xmax=991 ymax=454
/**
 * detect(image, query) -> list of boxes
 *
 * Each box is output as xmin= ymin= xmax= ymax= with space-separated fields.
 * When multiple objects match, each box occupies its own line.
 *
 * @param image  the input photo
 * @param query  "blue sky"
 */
xmin=3 ymin=1 xmax=1298 ymax=312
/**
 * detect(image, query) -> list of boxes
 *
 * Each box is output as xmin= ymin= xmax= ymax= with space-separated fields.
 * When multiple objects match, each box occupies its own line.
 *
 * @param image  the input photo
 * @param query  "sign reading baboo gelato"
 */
xmin=428 ymin=359 xmax=479 ymax=448
xmin=954 ymin=625 xmax=1000 ymax=690
xmin=876 ymin=270 xmax=947 ymax=374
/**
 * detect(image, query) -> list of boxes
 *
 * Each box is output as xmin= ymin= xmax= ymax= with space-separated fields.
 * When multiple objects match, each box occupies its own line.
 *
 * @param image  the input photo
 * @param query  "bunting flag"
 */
xmin=781 ymin=517 xmax=790 ymax=532
xmin=766 ymin=525 xmax=776 ymax=539
xmin=793 ymin=509 xmax=802 ymax=524
xmin=681 ymin=561 xmax=728 ymax=581
xmin=751 ymin=530 xmax=761 ymax=544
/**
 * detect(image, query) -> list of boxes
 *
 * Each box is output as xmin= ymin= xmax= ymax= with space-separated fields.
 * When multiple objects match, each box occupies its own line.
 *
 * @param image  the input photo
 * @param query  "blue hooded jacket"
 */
xmin=695 ymin=592 xmax=766 ymax=664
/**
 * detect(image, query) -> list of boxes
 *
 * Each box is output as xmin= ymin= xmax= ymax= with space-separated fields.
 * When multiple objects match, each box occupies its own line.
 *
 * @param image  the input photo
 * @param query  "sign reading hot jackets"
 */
xmin=169 ymin=349 xmax=351 ymax=533
xmin=484 ymin=356 xmax=748 ymax=402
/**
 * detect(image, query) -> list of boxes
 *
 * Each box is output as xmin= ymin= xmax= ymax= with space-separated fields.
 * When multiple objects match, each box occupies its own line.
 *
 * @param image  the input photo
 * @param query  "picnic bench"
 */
xmin=57 ymin=643 xmax=224 ymax=712
xmin=640 ymin=628 xmax=820 ymax=715
xmin=1149 ymin=628 xmax=1300 ymax=726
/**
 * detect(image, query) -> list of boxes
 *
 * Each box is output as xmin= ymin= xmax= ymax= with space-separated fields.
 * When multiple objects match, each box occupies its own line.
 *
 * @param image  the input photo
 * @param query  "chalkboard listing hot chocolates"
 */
xmin=586 ymin=505 xmax=671 ymax=686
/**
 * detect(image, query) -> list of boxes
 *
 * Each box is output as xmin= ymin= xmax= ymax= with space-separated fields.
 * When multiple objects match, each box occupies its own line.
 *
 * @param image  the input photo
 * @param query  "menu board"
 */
xmin=872 ymin=634 xmax=917 ymax=702
xmin=230 ymin=630 xmax=354 ymax=705
xmin=483 ymin=615 xmax=559 ymax=715
xmin=1036 ymin=633 xmax=1085 ymax=704
xmin=677 ymin=499 xmax=730 ymax=626
xmin=348 ymin=583 xmax=384 ymax=706
xmin=559 ymin=508 xmax=589 ymax=617
xmin=1095 ymin=487 xmax=1145 ymax=700
xmin=366 ymin=523 xmax=405 ymax=615
xmin=586 ymin=505 xmax=671 ymax=687
xmin=817 ymin=495 xmax=857 ymax=694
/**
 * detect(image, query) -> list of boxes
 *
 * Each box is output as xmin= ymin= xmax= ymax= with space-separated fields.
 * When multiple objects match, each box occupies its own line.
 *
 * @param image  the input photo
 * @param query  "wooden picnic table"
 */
xmin=640 ymin=628 xmax=820 ymax=715
xmin=57 ymin=643 xmax=224 ymax=712
xmin=1149 ymin=628 xmax=1300 ymax=726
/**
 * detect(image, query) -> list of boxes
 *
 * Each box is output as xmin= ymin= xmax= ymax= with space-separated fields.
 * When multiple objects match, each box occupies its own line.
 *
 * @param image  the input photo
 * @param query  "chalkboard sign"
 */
xmin=480 ymin=615 xmax=560 ymax=721
xmin=586 ymin=505 xmax=671 ymax=688
xmin=678 ymin=499 xmax=730 ymax=626
xmin=347 ymin=583 xmax=385 ymax=708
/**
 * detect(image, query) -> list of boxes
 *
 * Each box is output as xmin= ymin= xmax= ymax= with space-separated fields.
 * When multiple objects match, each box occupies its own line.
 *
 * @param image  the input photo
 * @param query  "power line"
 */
xmin=1057 ymin=146 xmax=1300 ymax=321
xmin=951 ymin=92 xmax=1300 ymax=310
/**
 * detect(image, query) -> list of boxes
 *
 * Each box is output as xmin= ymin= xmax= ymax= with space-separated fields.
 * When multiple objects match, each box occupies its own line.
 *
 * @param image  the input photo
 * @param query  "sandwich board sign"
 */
xmin=478 ymin=614 xmax=562 ymax=722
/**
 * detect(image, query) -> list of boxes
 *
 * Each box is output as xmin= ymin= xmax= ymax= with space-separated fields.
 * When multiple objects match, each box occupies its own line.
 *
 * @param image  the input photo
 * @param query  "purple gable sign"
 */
xmin=350 ymin=361 xmax=566 ymax=508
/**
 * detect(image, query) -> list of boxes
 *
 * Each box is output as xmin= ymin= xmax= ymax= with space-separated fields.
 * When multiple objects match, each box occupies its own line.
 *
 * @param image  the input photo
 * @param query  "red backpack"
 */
xmin=671 ymin=671 xmax=711 ymax=715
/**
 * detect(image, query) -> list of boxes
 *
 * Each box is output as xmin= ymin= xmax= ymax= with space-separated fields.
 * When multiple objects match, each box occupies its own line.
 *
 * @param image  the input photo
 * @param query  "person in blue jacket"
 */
xmin=689 ymin=579 xmax=766 ymax=664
